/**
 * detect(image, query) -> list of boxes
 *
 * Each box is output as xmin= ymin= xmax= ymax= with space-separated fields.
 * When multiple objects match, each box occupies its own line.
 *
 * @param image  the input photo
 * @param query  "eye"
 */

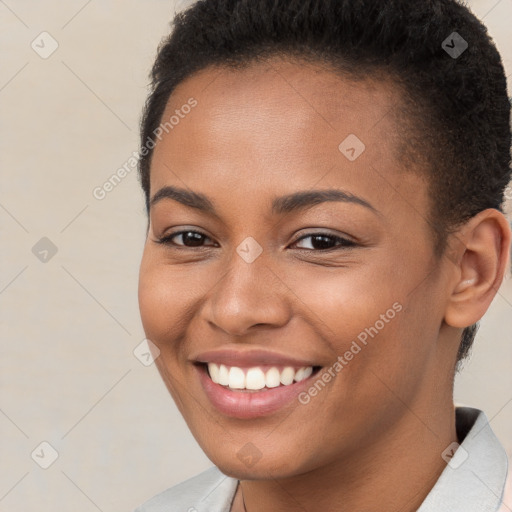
xmin=155 ymin=230 xmax=357 ymax=251
xmin=291 ymin=233 xmax=356 ymax=251
xmin=156 ymin=230 xmax=217 ymax=248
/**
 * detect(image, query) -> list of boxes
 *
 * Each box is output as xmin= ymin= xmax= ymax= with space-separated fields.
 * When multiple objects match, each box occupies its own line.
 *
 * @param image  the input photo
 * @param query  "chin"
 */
xmin=204 ymin=445 xmax=311 ymax=481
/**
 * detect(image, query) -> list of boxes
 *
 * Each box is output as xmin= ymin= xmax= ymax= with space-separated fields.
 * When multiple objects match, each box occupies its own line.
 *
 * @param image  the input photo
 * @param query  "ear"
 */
xmin=444 ymin=208 xmax=511 ymax=329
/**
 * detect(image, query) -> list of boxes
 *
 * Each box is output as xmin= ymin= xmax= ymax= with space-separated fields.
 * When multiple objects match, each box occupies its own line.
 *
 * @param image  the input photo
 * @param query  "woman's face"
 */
xmin=138 ymin=58 xmax=458 ymax=479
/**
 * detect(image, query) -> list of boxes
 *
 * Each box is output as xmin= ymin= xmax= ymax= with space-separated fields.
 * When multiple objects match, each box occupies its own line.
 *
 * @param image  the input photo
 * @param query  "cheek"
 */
xmin=284 ymin=259 xmax=436 ymax=387
xmin=282 ymin=270 xmax=435 ymax=451
xmin=137 ymin=252 xmax=218 ymax=358
xmin=138 ymin=256 xmax=194 ymax=407
xmin=138 ymin=266 xmax=165 ymax=338
xmin=280 ymin=261 xmax=400 ymax=338
xmin=138 ymin=253 xmax=182 ymax=344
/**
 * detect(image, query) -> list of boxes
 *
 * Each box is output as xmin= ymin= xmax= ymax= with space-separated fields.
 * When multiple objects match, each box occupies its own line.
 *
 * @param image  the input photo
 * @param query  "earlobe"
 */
xmin=443 ymin=209 xmax=511 ymax=329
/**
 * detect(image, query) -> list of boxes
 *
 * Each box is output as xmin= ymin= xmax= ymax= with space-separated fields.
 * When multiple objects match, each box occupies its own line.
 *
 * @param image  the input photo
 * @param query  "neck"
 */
xmin=234 ymin=401 xmax=458 ymax=512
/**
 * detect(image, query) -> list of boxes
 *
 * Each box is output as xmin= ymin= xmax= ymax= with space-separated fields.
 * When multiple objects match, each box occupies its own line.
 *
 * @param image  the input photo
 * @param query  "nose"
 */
xmin=202 ymin=254 xmax=292 ymax=336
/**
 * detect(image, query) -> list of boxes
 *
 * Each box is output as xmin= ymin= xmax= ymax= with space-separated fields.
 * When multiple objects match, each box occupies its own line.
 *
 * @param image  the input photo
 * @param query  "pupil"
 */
xmin=184 ymin=232 xmax=204 ymax=246
xmin=312 ymin=235 xmax=334 ymax=250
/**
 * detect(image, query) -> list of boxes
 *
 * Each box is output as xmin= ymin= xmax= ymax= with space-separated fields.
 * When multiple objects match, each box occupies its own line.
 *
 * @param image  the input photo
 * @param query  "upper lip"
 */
xmin=192 ymin=348 xmax=320 ymax=368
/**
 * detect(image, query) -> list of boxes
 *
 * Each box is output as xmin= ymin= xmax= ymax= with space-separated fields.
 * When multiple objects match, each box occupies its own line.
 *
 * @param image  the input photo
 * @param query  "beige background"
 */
xmin=0 ymin=1 xmax=511 ymax=510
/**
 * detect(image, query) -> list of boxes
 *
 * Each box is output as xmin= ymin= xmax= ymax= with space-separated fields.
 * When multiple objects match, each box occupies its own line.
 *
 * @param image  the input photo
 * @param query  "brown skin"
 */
xmin=138 ymin=57 xmax=511 ymax=512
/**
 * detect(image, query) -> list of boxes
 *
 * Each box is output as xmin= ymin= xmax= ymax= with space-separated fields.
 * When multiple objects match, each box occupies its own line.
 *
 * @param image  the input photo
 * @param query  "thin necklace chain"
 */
xmin=241 ymin=483 xmax=248 ymax=512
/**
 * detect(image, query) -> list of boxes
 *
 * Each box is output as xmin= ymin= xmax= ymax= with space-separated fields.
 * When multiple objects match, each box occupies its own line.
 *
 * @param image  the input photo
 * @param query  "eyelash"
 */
xmin=155 ymin=230 xmax=357 ymax=252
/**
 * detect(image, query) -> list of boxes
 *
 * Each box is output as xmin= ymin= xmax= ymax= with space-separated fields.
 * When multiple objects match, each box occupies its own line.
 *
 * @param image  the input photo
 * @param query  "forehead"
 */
xmin=161 ymin=56 xmax=401 ymax=144
xmin=149 ymin=57 xmax=428 ymax=222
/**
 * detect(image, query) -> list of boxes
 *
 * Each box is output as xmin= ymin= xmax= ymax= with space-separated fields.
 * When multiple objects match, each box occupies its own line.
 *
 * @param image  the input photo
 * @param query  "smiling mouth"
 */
xmin=200 ymin=362 xmax=323 ymax=392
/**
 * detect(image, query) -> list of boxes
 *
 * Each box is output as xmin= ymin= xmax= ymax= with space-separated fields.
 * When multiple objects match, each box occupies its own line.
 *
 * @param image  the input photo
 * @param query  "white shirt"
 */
xmin=134 ymin=406 xmax=509 ymax=512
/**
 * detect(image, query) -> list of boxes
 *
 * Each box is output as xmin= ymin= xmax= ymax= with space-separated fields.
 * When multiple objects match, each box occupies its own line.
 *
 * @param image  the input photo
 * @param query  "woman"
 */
xmin=135 ymin=0 xmax=511 ymax=510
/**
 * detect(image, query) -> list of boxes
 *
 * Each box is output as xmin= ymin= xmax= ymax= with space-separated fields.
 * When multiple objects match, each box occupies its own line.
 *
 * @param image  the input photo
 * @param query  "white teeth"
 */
xmin=246 ymin=368 xmax=266 ymax=390
xmin=294 ymin=366 xmax=313 ymax=382
xmin=218 ymin=364 xmax=229 ymax=386
xmin=294 ymin=367 xmax=305 ymax=382
xmin=209 ymin=363 xmax=220 ymax=384
xmin=265 ymin=367 xmax=281 ymax=388
xmin=280 ymin=367 xmax=295 ymax=386
xmin=302 ymin=366 xmax=313 ymax=380
xmin=207 ymin=363 xmax=315 ymax=390
xmin=228 ymin=367 xmax=246 ymax=389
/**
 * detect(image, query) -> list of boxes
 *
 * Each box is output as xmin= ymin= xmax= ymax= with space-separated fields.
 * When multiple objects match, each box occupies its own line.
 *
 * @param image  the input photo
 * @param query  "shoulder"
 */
xmin=134 ymin=466 xmax=239 ymax=512
xmin=418 ymin=406 xmax=509 ymax=512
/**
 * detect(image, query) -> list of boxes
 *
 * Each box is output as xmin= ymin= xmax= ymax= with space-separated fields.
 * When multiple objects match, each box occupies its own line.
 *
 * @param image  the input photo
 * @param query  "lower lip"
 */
xmin=196 ymin=364 xmax=320 ymax=419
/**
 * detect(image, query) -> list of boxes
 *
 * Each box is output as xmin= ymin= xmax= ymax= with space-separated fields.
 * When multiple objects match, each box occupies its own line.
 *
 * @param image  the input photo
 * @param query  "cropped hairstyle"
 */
xmin=138 ymin=0 xmax=512 ymax=365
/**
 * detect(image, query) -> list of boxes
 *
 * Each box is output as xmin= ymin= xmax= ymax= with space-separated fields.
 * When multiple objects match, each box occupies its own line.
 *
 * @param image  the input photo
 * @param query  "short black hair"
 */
xmin=138 ymin=0 xmax=511 ymax=366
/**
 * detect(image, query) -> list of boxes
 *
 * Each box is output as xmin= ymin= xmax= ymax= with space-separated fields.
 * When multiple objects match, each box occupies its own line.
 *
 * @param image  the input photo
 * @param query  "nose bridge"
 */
xmin=206 ymin=244 xmax=290 ymax=335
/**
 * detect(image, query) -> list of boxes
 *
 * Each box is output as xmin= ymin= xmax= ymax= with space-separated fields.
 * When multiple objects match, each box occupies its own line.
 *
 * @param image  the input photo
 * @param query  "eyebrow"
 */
xmin=150 ymin=185 xmax=380 ymax=217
